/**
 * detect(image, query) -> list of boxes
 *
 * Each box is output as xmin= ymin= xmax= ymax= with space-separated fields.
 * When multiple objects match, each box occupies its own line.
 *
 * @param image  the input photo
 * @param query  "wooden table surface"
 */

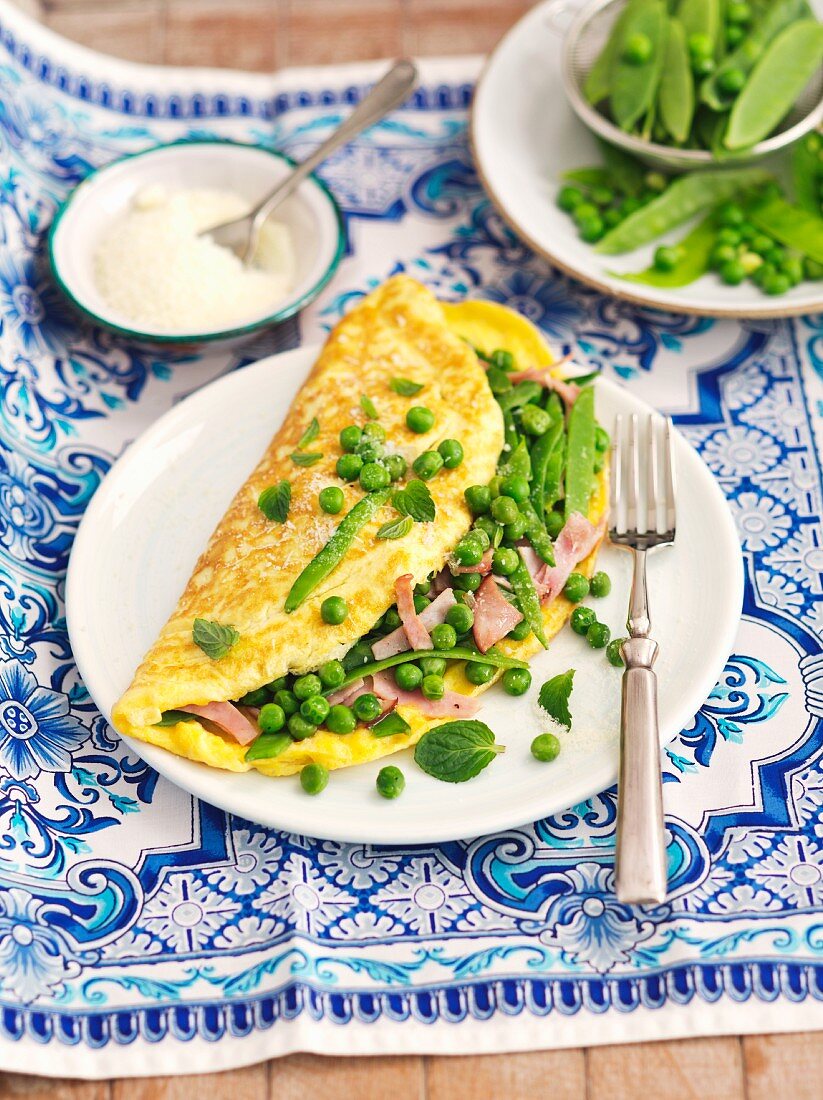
xmin=7 ymin=0 xmax=820 ymax=1093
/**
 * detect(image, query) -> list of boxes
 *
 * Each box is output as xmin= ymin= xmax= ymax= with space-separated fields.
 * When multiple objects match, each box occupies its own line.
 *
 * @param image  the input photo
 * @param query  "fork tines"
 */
xmin=610 ymin=414 xmax=677 ymax=549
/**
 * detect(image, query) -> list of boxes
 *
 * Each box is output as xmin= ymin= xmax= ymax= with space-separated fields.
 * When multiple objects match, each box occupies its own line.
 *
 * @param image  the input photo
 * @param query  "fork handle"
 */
xmin=615 ymin=638 xmax=668 ymax=905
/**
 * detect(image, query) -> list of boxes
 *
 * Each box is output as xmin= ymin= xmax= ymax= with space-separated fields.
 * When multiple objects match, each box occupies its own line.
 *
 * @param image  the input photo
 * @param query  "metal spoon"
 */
xmin=205 ymin=59 xmax=418 ymax=264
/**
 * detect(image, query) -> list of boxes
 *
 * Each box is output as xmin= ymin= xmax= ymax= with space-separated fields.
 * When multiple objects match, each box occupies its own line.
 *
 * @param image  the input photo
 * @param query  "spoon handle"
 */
xmin=245 ymin=59 xmax=418 ymax=258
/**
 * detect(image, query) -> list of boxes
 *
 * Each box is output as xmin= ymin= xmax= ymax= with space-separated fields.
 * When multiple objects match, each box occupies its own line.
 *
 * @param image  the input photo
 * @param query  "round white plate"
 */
xmin=67 ymin=347 xmax=743 ymax=843
xmin=471 ymin=0 xmax=823 ymax=319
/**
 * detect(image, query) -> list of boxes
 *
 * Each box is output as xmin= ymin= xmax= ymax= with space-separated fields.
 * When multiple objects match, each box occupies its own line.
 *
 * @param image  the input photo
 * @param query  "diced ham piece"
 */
xmin=395 ymin=573 xmax=433 ymax=653
xmin=472 ymin=575 xmax=524 ymax=653
xmin=539 ymin=512 xmax=605 ymax=603
xmin=371 ymin=670 xmax=481 ymax=719
xmin=509 ymin=364 xmax=580 ymax=408
xmin=179 ymin=702 xmax=258 ymax=746
xmin=371 ymin=587 xmax=457 ymax=660
xmin=450 ymin=548 xmax=494 ymax=575
xmin=325 ymin=678 xmax=365 ymax=707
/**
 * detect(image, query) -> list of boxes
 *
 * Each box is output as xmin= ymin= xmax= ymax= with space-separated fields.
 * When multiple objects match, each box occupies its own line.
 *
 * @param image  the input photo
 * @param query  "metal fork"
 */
xmin=610 ymin=414 xmax=677 ymax=905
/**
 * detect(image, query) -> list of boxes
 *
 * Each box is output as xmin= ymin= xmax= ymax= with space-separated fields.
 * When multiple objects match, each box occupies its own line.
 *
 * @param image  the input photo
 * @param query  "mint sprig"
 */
xmin=390 ymin=377 xmax=424 ymax=397
xmin=290 ymin=451 xmax=323 ymax=467
xmin=414 ymin=720 xmax=504 ymax=783
xmin=258 ymin=480 xmax=291 ymax=522
xmin=394 ymin=480 xmax=435 ymax=523
xmin=193 ymin=618 xmax=240 ymax=660
xmin=297 ymin=417 xmax=319 ymax=449
xmin=360 ymin=394 xmax=379 ymax=419
xmin=376 ymin=515 xmax=414 ymax=540
xmin=538 ymin=669 xmax=575 ymax=729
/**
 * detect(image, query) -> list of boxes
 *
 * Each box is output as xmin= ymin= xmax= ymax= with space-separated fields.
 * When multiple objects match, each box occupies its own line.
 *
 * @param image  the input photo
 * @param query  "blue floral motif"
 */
xmin=0 ymin=248 xmax=72 ymax=357
xmin=0 ymin=658 xmax=87 ymax=780
xmin=729 ymin=491 xmax=792 ymax=551
xmin=0 ymin=887 xmax=81 ymax=1003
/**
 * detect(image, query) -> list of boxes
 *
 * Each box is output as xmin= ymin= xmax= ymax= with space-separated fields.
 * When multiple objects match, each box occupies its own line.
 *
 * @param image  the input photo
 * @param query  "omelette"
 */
xmin=112 ymin=275 xmax=608 ymax=778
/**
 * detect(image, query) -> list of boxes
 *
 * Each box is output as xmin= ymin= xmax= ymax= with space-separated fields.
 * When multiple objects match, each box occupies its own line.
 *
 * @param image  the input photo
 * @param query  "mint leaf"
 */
xmin=414 ymin=720 xmax=504 ymax=783
xmin=154 ymin=710 xmax=198 ymax=727
xmin=192 ymin=618 xmax=240 ymax=660
xmin=395 ymin=479 xmax=435 ymax=523
xmin=290 ymin=451 xmax=323 ymax=467
xmin=258 ymin=480 xmax=291 ymax=522
xmin=297 ymin=417 xmax=319 ymax=449
xmin=538 ymin=669 xmax=575 ymax=729
xmin=390 ymin=377 xmax=424 ymax=397
xmin=360 ymin=394 xmax=379 ymax=419
xmin=245 ymin=732 xmax=292 ymax=763
xmin=376 ymin=515 xmax=414 ymax=540
xmin=372 ymin=711 xmax=411 ymax=738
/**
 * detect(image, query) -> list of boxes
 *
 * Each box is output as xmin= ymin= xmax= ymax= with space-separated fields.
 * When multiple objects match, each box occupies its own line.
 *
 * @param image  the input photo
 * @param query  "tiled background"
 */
xmin=17 ymin=0 xmax=531 ymax=67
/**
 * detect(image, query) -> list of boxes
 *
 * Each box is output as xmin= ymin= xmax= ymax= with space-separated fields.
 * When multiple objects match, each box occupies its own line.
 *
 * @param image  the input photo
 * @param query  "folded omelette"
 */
xmin=112 ymin=275 xmax=608 ymax=777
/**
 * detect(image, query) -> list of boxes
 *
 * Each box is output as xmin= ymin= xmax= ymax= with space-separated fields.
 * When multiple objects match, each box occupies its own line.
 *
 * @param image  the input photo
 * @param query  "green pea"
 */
xmin=579 ymin=215 xmax=605 ymax=243
xmin=563 ymin=572 xmax=590 ymax=603
xmin=764 ymin=246 xmax=785 ymax=267
xmin=406 ymin=406 xmax=435 ymax=433
xmin=545 ymin=510 xmax=565 ymax=539
xmin=688 ymin=32 xmax=713 ymax=58
xmin=339 ymin=424 xmax=362 ymax=452
xmin=288 ymin=714 xmax=317 ymax=741
xmin=264 ymin=676 xmax=288 ymax=693
xmin=573 ymin=201 xmax=599 ymax=225
xmin=321 ymin=596 xmax=348 ymax=625
xmin=521 ymin=404 xmax=552 ymax=436
xmin=415 ymin=579 xmax=431 ymax=596
xmin=465 ymin=661 xmax=495 ymax=685
xmin=301 ymin=694 xmax=330 ymax=726
xmin=429 ymin=623 xmax=456 ymax=651
xmin=355 ymin=438 xmax=384 ymax=463
xmin=259 ymin=702 xmax=286 ymax=734
xmin=413 ymin=450 xmax=444 ymax=481
xmin=317 ymin=661 xmax=344 ymax=691
xmin=558 ymin=185 xmax=585 ymax=212
xmin=594 ymin=425 xmax=610 ymax=452
xmin=720 ymin=260 xmax=746 ymax=285
xmin=293 ymin=674 xmax=322 ymax=701
xmin=274 ymin=689 xmax=298 ymax=716
xmin=716 ymin=227 xmax=741 ymax=246
xmin=623 ymin=31 xmax=653 ymax=64
xmin=491 ymin=349 xmax=515 ymax=372
xmin=591 ymin=185 xmax=615 ymax=206
xmin=570 ymin=606 xmax=597 ymax=635
xmin=353 ymin=693 xmax=382 ymax=722
xmin=492 ymin=547 xmax=519 ymax=576
xmin=362 ymin=421 xmax=386 ymax=442
xmin=725 ymin=23 xmax=744 ymax=46
xmin=738 ymin=221 xmax=756 ymax=242
xmin=587 ymin=622 xmax=611 ymax=649
xmin=692 ymin=55 xmax=715 ymax=76
xmin=620 ymin=197 xmax=642 ymax=216
xmin=453 ymin=571 xmax=482 ymax=592
xmin=644 ymin=172 xmax=667 ymax=193
xmin=326 ymin=704 xmax=357 ymax=734
xmin=300 ymin=762 xmax=328 ymax=794
xmin=502 ymin=667 xmax=532 ymax=696
xmin=718 ymin=202 xmax=745 ymax=227
xmin=336 ymin=453 xmax=363 ymax=481
xmin=607 ymin=639 xmax=626 ymax=667
xmin=507 ymin=619 xmax=531 ymax=641
xmin=421 ymin=674 xmax=445 ymax=700
xmin=376 ymin=765 xmax=405 ymax=800
xmin=343 ymin=639 xmax=374 ymax=671
xmin=473 ymin=515 xmax=498 ymax=541
xmin=491 ymin=495 xmax=519 ymax=525
xmin=717 ymin=66 xmax=746 ymax=95
xmin=504 ymin=514 xmax=528 ymax=542
xmin=589 ymin=571 xmax=611 ymax=598
xmin=453 ymin=535 xmax=484 ymax=567
xmin=653 ymin=245 xmax=684 ymax=272
xmin=752 ymin=262 xmax=776 ymax=287
xmin=750 ymin=233 xmax=773 ymax=256
xmin=395 ymin=662 xmax=423 ymax=691
xmin=487 ymin=367 xmax=513 ymax=395
xmin=381 ymin=608 xmax=402 ymax=632
xmin=710 ymin=243 xmax=738 ymax=269
xmin=359 ymin=461 xmax=390 ymax=492
xmin=502 ymin=474 xmax=530 ymax=501
xmin=420 ymin=657 xmax=447 ymax=677
xmin=445 ymin=603 xmax=474 ymax=634
xmin=413 ymin=593 xmax=431 ymax=614
xmin=385 ymin=453 xmax=408 ymax=482
xmin=239 ymin=687 xmax=269 ymax=707
xmin=603 ymin=208 xmax=623 ymax=229
xmin=488 ymin=475 xmax=504 ymax=498
xmin=438 ymin=439 xmax=464 ymax=469
xmin=318 ymin=486 xmax=344 ymax=514
xmin=725 ymin=0 xmax=750 ymax=23
xmin=762 ymin=272 xmax=791 ymax=296
xmin=531 ymin=733 xmax=561 ymax=762
xmin=465 ymin=484 xmax=491 ymax=515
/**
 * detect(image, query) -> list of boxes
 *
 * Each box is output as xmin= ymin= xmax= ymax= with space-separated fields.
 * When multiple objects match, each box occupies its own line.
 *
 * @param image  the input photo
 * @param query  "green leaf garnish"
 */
xmin=372 ymin=711 xmax=411 ymax=738
xmin=193 ymin=618 xmax=240 ymax=661
xmin=360 ymin=394 xmax=379 ymax=419
xmin=297 ymin=417 xmax=320 ymax=449
xmin=258 ymin=480 xmax=291 ymax=523
xmin=376 ymin=515 xmax=414 ymax=540
xmin=414 ymin=720 xmax=504 ymax=783
xmin=154 ymin=710 xmax=198 ymax=727
xmin=394 ymin=480 xmax=435 ymax=523
xmin=245 ymin=732 xmax=292 ymax=763
xmin=390 ymin=377 xmax=424 ymax=397
xmin=290 ymin=451 xmax=323 ymax=467
xmin=537 ymin=669 xmax=575 ymax=730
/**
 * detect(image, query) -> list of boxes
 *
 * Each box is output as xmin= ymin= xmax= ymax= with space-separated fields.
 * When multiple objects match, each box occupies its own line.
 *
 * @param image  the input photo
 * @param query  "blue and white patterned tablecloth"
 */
xmin=1 ymin=0 xmax=822 ymax=1078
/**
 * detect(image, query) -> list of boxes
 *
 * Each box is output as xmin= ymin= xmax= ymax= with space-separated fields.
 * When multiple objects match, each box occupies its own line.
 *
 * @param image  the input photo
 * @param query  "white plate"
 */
xmin=67 ymin=347 xmax=743 ymax=843
xmin=471 ymin=0 xmax=823 ymax=319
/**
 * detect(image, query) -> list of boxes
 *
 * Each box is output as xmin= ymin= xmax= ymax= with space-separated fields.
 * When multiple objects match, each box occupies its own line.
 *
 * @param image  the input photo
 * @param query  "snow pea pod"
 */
xmin=496 ymin=380 xmax=544 ymax=413
xmin=792 ymin=133 xmax=822 ymax=215
xmin=564 ymin=386 xmax=596 ymax=520
xmin=746 ymin=195 xmax=823 ymax=264
xmin=677 ymin=0 xmax=720 ymax=51
xmin=500 ymin=437 xmax=532 ymax=480
xmin=659 ymin=19 xmax=694 ymax=143
xmin=510 ymin=553 xmax=549 ymax=649
xmin=520 ymin=499 xmax=555 ymax=566
xmin=725 ymin=21 xmax=823 ymax=150
xmin=599 ymin=140 xmax=646 ymax=197
xmin=595 ymin=166 xmax=772 ymax=253
xmin=327 ymin=646 xmax=528 ymax=696
xmin=284 ymin=488 xmax=391 ymax=612
xmin=562 ymin=167 xmax=613 ymax=189
xmin=529 ymin=419 xmax=564 ymax=519
xmin=585 ymin=1 xmax=634 ymax=105
xmin=616 ymin=213 xmax=716 ymax=286
xmin=611 ymin=0 xmax=668 ymax=132
xmin=245 ymin=732 xmax=291 ymax=763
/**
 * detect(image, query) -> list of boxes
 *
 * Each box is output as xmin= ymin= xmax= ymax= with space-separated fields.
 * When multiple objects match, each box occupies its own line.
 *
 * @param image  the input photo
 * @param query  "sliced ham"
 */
xmin=428 ymin=568 xmax=452 ymax=597
xmin=325 ymin=678 xmax=366 ymax=707
xmin=509 ymin=363 xmax=580 ymax=408
xmin=472 ymin=575 xmax=524 ymax=653
xmin=371 ymin=670 xmax=481 ymax=719
xmin=372 ymin=587 xmax=456 ymax=660
xmin=450 ymin=548 xmax=494 ymax=575
xmin=395 ymin=573 xmax=433 ymax=653
xmin=538 ymin=512 xmax=605 ymax=604
xmin=517 ymin=544 xmax=548 ymax=596
xmin=179 ymin=702 xmax=258 ymax=746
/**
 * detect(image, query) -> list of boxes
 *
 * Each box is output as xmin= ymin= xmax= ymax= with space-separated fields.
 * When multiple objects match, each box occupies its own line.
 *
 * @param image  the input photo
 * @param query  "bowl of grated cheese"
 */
xmin=48 ymin=139 xmax=345 ymax=345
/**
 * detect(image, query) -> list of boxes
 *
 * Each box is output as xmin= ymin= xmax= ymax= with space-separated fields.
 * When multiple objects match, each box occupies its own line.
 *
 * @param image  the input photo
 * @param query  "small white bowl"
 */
xmin=48 ymin=140 xmax=345 ymax=345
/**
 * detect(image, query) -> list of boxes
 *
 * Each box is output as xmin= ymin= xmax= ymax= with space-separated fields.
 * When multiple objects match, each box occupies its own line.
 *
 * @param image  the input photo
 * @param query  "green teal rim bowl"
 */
xmin=48 ymin=139 xmax=346 ymax=346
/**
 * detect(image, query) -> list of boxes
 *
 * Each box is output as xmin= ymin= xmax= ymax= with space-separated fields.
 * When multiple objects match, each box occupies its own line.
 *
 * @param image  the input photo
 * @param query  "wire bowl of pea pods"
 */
xmin=562 ymin=0 xmax=823 ymax=172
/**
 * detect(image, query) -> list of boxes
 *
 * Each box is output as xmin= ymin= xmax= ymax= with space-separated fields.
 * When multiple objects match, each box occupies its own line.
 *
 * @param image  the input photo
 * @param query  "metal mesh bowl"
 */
xmin=561 ymin=0 xmax=823 ymax=172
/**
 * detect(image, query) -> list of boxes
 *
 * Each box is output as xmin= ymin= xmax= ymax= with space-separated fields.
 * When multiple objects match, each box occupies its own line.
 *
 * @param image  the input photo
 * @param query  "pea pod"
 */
xmin=595 ymin=167 xmax=772 ymax=253
xmin=520 ymin=499 xmax=555 ymax=566
xmin=564 ymin=386 xmax=596 ymax=520
xmin=510 ymin=553 xmax=549 ymax=649
xmin=503 ymin=410 xmax=520 ymax=456
xmin=496 ymin=380 xmax=543 ymax=413
xmin=284 ymin=488 xmax=391 ymax=612
xmin=585 ymin=1 xmax=634 ymax=105
xmin=326 ymin=646 xmax=528 ymax=697
xmin=745 ymin=195 xmax=823 ymax=264
xmin=611 ymin=0 xmax=668 ymax=132
xmin=599 ymin=140 xmax=646 ymax=197
xmin=615 ymin=214 xmax=716 ymax=286
xmin=500 ymin=437 xmax=531 ymax=479
xmin=562 ymin=167 xmax=613 ymax=189
xmin=793 ymin=133 xmax=822 ymax=215
xmin=529 ymin=420 xmax=564 ymax=519
xmin=659 ymin=19 xmax=694 ymax=143
xmin=725 ymin=21 xmax=823 ymax=150
xmin=543 ymin=432 xmax=567 ymax=513
xmin=245 ymin=732 xmax=291 ymax=763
